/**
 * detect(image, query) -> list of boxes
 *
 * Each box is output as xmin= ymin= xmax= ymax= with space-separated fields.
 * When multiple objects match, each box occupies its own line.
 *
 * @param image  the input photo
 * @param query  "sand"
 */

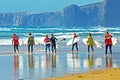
xmin=46 ymin=68 xmax=120 ymax=80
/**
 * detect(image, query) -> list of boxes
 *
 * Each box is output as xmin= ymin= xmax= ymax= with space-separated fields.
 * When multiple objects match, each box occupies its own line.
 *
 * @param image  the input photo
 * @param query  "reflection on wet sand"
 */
xmin=34 ymin=55 xmax=40 ymax=79
xmin=19 ymin=55 xmax=24 ymax=80
xmin=28 ymin=54 xmax=34 ymax=68
xmin=13 ymin=55 xmax=19 ymax=80
xmin=11 ymin=51 xmax=118 ymax=80
xmin=27 ymin=54 xmax=35 ymax=79
xmin=52 ymin=54 xmax=56 ymax=69
xmin=67 ymin=52 xmax=80 ymax=69
xmin=87 ymin=54 xmax=94 ymax=68
xmin=45 ymin=54 xmax=57 ymax=69
xmin=105 ymin=57 xmax=112 ymax=68
xmin=13 ymin=55 xmax=24 ymax=80
xmin=45 ymin=54 xmax=51 ymax=69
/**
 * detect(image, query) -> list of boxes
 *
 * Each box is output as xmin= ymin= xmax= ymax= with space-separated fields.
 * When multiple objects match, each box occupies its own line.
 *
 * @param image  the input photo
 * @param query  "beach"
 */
xmin=0 ymin=27 xmax=120 ymax=80
xmin=0 ymin=41 xmax=120 ymax=80
xmin=46 ymin=68 xmax=120 ymax=80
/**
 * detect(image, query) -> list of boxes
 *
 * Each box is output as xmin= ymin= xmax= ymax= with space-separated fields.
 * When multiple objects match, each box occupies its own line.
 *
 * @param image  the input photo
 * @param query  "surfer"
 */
xmin=87 ymin=33 xmax=94 ymax=54
xmin=44 ymin=35 xmax=51 ymax=53
xmin=50 ymin=34 xmax=57 ymax=53
xmin=12 ymin=33 xmax=19 ymax=53
xmin=71 ymin=33 xmax=78 ymax=52
xmin=104 ymin=31 xmax=112 ymax=58
xmin=28 ymin=33 xmax=35 ymax=53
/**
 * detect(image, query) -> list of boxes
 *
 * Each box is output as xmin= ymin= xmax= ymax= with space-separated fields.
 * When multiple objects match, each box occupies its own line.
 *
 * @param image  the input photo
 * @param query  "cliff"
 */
xmin=103 ymin=0 xmax=120 ymax=26
xmin=0 ymin=12 xmax=62 ymax=26
xmin=62 ymin=3 xmax=103 ymax=26
xmin=0 ymin=0 xmax=119 ymax=27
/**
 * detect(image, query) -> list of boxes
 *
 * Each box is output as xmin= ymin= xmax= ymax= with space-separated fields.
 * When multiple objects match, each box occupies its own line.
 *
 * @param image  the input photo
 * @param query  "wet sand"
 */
xmin=0 ymin=41 xmax=120 ymax=80
xmin=46 ymin=68 xmax=120 ymax=80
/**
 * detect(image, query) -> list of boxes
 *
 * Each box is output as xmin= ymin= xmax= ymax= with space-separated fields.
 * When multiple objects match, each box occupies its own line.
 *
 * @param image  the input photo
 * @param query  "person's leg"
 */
xmin=104 ymin=45 xmax=108 ymax=58
xmin=105 ymin=45 xmax=108 ymax=55
xmin=51 ymin=44 xmax=54 ymax=53
xmin=72 ymin=44 xmax=74 ymax=51
xmin=14 ymin=45 xmax=16 ymax=53
xmin=75 ymin=43 xmax=78 ymax=51
xmin=28 ymin=44 xmax=30 ymax=53
xmin=88 ymin=45 xmax=90 ymax=53
xmin=109 ymin=44 xmax=112 ymax=58
xmin=45 ymin=44 xmax=47 ymax=53
xmin=31 ymin=45 xmax=33 ymax=53
xmin=16 ymin=44 xmax=19 ymax=52
xmin=109 ymin=44 xmax=112 ymax=54
xmin=54 ymin=44 xmax=56 ymax=53
xmin=48 ymin=44 xmax=50 ymax=53
xmin=91 ymin=45 xmax=94 ymax=52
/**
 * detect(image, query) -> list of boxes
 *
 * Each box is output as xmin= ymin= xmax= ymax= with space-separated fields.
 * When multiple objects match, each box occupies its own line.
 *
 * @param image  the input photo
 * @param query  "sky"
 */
xmin=0 ymin=0 xmax=103 ymax=13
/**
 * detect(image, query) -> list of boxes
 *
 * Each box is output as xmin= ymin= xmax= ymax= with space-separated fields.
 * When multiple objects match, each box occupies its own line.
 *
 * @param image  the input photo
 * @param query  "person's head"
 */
xmin=51 ymin=34 xmax=54 ymax=37
xmin=106 ymin=30 xmax=109 ymax=34
xmin=106 ymin=31 xmax=109 ymax=34
xmin=74 ymin=33 xmax=76 ymax=36
xmin=29 ymin=33 xmax=32 ymax=35
xmin=13 ymin=33 xmax=16 ymax=36
xmin=46 ymin=35 xmax=48 ymax=38
xmin=88 ymin=33 xmax=91 ymax=36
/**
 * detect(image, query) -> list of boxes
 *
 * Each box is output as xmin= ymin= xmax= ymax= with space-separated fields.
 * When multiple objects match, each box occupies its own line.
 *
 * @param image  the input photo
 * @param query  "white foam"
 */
xmin=0 ymin=27 xmax=11 ymax=31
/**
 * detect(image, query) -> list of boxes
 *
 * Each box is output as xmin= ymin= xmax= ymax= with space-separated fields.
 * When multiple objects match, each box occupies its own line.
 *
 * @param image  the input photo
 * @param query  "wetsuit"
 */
xmin=28 ymin=35 xmax=34 ymax=53
xmin=12 ymin=35 xmax=19 ymax=53
xmin=51 ymin=37 xmax=57 ymax=53
xmin=44 ymin=37 xmax=51 ymax=53
xmin=104 ymin=33 xmax=112 ymax=55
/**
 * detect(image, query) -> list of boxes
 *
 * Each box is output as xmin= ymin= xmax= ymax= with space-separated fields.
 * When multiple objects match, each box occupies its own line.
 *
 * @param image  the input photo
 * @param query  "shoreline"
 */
xmin=0 ymin=44 xmax=120 ymax=80
xmin=46 ymin=68 xmax=120 ymax=80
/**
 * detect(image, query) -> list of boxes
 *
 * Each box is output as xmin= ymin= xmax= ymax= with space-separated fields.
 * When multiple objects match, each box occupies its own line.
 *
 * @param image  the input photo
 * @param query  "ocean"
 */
xmin=0 ymin=26 xmax=120 ymax=45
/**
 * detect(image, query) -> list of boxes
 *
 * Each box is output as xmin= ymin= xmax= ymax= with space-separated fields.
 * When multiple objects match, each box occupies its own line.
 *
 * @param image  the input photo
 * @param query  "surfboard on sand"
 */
xmin=66 ymin=38 xmax=80 ymax=45
xmin=82 ymin=38 xmax=103 ymax=48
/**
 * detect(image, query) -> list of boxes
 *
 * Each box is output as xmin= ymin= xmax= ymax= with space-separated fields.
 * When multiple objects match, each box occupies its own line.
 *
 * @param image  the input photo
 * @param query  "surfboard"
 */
xmin=94 ymin=40 xmax=103 ymax=48
xmin=82 ymin=38 xmax=103 ymax=48
xmin=35 ymin=37 xmax=45 ymax=45
xmin=66 ymin=38 xmax=80 ymax=45
xmin=82 ymin=38 xmax=88 ymax=45
xmin=35 ymin=37 xmax=60 ymax=49
xmin=112 ymin=37 xmax=118 ymax=46
xmin=19 ymin=38 xmax=45 ymax=46
xmin=106 ymin=34 xmax=118 ymax=46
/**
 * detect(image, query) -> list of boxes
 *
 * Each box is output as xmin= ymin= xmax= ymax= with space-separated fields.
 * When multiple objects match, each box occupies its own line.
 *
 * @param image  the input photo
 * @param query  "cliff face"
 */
xmin=0 ymin=2 xmax=103 ymax=27
xmin=0 ymin=12 xmax=62 ymax=26
xmin=62 ymin=5 xmax=81 ymax=26
xmin=0 ymin=0 xmax=119 ymax=27
xmin=103 ymin=0 xmax=120 ymax=26
xmin=62 ymin=3 xmax=103 ymax=26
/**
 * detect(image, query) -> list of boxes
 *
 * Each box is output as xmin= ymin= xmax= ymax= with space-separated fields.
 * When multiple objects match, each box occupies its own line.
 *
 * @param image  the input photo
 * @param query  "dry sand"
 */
xmin=46 ymin=68 xmax=120 ymax=80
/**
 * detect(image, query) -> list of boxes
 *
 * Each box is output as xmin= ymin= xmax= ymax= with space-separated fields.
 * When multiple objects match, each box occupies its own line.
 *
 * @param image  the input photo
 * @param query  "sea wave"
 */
xmin=0 ymin=26 xmax=120 ymax=45
xmin=0 ymin=27 xmax=11 ymax=31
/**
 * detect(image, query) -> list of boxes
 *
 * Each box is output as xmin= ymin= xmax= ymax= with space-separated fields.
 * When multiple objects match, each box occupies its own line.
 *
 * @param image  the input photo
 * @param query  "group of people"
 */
xmin=12 ymin=31 xmax=113 ymax=58
xmin=12 ymin=33 xmax=57 ymax=54
xmin=71 ymin=31 xmax=113 ymax=58
xmin=12 ymin=33 xmax=35 ymax=53
xmin=43 ymin=34 xmax=57 ymax=53
xmin=71 ymin=33 xmax=94 ymax=53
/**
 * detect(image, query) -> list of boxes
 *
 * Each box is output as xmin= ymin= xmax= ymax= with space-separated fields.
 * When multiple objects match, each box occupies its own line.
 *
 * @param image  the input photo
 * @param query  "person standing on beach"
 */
xmin=12 ymin=33 xmax=19 ymax=53
xmin=50 ymin=34 xmax=57 ymax=53
xmin=87 ymin=33 xmax=94 ymax=54
xmin=72 ymin=33 xmax=78 ymax=52
xmin=44 ymin=35 xmax=51 ymax=53
xmin=28 ymin=33 xmax=35 ymax=53
xmin=104 ymin=31 xmax=112 ymax=58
